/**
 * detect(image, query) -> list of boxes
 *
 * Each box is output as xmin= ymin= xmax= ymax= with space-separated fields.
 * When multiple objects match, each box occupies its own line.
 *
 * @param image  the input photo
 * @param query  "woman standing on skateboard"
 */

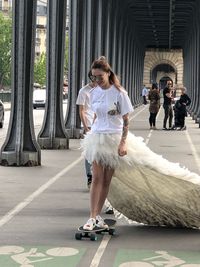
xmin=82 ymin=57 xmax=134 ymax=230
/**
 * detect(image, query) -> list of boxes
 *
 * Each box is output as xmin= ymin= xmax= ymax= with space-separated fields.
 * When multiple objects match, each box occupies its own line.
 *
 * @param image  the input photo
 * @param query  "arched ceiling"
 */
xmin=126 ymin=0 xmax=197 ymax=49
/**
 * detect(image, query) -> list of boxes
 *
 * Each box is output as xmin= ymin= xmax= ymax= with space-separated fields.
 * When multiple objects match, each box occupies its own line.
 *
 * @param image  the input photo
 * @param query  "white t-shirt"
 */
xmin=142 ymin=87 xmax=148 ymax=96
xmin=90 ymin=85 xmax=134 ymax=133
xmin=76 ymin=84 xmax=94 ymax=127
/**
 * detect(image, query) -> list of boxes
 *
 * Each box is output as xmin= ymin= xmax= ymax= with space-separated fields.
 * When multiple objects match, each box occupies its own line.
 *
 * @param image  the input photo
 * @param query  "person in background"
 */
xmin=76 ymin=72 xmax=95 ymax=189
xmin=162 ymin=80 xmax=174 ymax=130
xmin=142 ymin=85 xmax=148 ymax=105
xmin=81 ymin=56 xmax=134 ymax=230
xmin=148 ymin=83 xmax=160 ymax=130
xmin=173 ymin=87 xmax=191 ymax=130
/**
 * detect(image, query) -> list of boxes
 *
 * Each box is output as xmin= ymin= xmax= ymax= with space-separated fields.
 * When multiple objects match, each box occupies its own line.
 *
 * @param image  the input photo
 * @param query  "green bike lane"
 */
xmin=1 ymin=226 xmax=200 ymax=266
xmin=0 ymin=106 xmax=200 ymax=267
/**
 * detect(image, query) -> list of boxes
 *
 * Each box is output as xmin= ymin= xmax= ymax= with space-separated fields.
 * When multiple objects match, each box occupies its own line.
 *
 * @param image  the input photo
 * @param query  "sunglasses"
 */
xmin=89 ymin=75 xmax=104 ymax=82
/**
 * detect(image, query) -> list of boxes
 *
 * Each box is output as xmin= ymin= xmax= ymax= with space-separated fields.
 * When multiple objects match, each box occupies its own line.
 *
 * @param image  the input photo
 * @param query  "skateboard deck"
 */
xmin=75 ymin=218 xmax=116 ymax=241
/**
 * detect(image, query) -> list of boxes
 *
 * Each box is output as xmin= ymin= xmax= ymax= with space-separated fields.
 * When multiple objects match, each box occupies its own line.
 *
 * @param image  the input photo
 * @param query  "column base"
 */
xmin=38 ymin=137 xmax=69 ymax=149
xmin=1 ymin=151 xmax=41 ymax=166
xmin=66 ymin=128 xmax=83 ymax=139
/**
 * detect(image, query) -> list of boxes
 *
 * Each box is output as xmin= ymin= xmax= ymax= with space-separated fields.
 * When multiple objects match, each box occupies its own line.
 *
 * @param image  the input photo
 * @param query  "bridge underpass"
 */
xmin=0 ymin=0 xmax=200 ymax=164
xmin=1 ymin=1 xmax=200 ymax=266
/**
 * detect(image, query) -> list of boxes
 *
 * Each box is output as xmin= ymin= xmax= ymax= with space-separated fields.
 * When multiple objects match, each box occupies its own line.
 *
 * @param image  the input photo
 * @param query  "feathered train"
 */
xmin=82 ymin=131 xmax=200 ymax=228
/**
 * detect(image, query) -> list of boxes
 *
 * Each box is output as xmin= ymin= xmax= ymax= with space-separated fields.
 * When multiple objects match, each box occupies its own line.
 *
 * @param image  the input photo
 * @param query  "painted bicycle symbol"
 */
xmin=0 ymin=246 xmax=79 ymax=267
xmin=119 ymin=250 xmax=200 ymax=267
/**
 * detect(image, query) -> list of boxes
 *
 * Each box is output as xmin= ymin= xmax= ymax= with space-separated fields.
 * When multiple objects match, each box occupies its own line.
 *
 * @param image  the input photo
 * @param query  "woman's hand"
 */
xmin=118 ymin=141 xmax=127 ymax=157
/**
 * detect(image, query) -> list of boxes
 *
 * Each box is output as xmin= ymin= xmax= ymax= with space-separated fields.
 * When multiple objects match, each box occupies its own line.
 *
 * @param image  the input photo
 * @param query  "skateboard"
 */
xmin=75 ymin=219 xmax=116 ymax=241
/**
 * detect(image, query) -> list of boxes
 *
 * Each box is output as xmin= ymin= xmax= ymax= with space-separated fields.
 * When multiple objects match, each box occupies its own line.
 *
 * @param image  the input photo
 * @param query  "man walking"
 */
xmin=142 ymin=85 xmax=148 ymax=105
xmin=76 ymin=79 xmax=94 ymax=188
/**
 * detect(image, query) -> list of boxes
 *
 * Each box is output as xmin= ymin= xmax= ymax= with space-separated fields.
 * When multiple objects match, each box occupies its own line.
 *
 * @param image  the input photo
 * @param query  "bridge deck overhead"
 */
xmin=126 ymin=0 xmax=197 ymax=49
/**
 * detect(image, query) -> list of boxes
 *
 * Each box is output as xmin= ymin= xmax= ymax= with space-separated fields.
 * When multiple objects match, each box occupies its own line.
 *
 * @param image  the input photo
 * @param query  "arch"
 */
xmin=143 ymin=49 xmax=183 ymax=88
xmin=151 ymin=63 xmax=177 ymax=88
xmin=150 ymin=59 xmax=177 ymax=73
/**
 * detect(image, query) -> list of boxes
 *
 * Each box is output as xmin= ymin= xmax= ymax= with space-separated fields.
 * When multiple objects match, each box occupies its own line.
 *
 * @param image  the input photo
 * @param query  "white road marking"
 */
xmin=145 ymin=131 xmax=152 ymax=145
xmin=89 ymin=235 xmax=111 ymax=267
xmin=0 ymin=156 xmax=83 ymax=227
xmin=185 ymin=130 xmax=200 ymax=172
xmin=130 ymin=106 xmax=147 ymax=121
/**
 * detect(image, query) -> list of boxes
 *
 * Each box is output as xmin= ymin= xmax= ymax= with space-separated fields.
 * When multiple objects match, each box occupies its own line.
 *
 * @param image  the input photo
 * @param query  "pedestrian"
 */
xmin=81 ymin=56 xmax=134 ymax=230
xmin=162 ymin=80 xmax=174 ymax=130
xmin=148 ymin=83 xmax=160 ymax=130
xmin=142 ymin=85 xmax=148 ymax=105
xmin=76 ymin=71 xmax=95 ymax=189
xmin=173 ymin=87 xmax=191 ymax=130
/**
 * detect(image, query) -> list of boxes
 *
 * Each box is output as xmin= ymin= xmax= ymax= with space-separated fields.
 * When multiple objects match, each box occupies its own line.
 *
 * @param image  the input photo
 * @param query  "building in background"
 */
xmin=0 ymin=0 xmax=69 ymax=58
xmin=36 ymin=0 xmax=47 ymax=57
xmin=0 ymin=0 xmax=12 ymax=11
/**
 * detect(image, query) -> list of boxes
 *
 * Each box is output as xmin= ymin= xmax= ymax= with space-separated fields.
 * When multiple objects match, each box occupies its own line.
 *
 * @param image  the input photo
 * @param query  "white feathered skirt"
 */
xmin=81 ymin=131 xmax=200 ymax=228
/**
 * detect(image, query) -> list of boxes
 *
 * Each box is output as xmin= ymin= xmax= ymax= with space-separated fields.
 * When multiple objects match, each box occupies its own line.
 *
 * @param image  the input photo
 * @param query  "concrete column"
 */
xmin=121 ymin=24 xmax=128 ymax=88
xmin=96 ymin=0 xmax=103 ymax=57
xmin=85 ymin=0 xmax=93 ymax=81
xmin=112 ymin=6 xmax=120 ymax=75
xmin=104 ymin=1 xmax=112 ymax=59
xmin=65 ymin=0 xmax=83 ymax=138
xmin=0 ymin=0 xmax=41 ymax=166
xmin=81 ymin=0 xmax=88 ymax=85
xmin=37 ymin=0 xmax=69 ymax=149
xmin=193 ymin=16 xmax=200 ymax=122
xmin=116 ymin=21 xmax=123 ymax=78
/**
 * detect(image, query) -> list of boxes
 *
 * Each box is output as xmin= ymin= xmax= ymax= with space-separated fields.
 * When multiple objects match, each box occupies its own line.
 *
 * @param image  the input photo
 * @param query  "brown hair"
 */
xmin=90 ymin=56 xmax=122 ymax=91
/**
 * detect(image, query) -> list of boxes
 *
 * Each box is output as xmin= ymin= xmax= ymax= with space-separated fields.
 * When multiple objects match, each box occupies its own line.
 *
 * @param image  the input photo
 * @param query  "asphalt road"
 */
xmin=0 ymin=104 xmax=200 ymax=267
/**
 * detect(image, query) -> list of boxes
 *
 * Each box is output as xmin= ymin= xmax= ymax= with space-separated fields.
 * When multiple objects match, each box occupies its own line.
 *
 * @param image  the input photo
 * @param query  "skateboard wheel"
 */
xmin=75 ymin=233 xmax=82 ymax=240
xmin=108 ymin=228 xmax=115 ymax=235
xmin=90 ymin=234 xmax=97 ymax=241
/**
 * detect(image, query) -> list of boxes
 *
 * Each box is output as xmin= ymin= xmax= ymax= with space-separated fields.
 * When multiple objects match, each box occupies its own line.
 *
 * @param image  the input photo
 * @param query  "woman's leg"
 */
xmin=149 ymin=113 xmax=153 ymax=127
xmin=152 ymin=112 xmax=157 ymax=127
xmin=96 ymin=167 xmax=114 ymax=214
xmin=89 ymin=162 xmax=114 ymax=218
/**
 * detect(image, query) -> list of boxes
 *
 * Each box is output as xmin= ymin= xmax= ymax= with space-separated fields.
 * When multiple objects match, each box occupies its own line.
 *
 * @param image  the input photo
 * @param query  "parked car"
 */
xmin=33 ymin=89 xmax=46 ymax=109
xmin=0 ymin=100 xmax=4 ymax=128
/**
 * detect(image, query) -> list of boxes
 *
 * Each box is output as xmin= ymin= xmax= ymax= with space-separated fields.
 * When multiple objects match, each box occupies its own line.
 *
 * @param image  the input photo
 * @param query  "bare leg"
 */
xmin=96 ymin=167 xmax=114 ymax=214
xmin=90 ymin=161 xmax=114 ymax=218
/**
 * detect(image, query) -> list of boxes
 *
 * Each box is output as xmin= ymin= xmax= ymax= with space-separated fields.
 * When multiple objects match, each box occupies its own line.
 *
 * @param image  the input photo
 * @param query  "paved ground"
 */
xmin=0 ymin=104 xmax=200 ymax=267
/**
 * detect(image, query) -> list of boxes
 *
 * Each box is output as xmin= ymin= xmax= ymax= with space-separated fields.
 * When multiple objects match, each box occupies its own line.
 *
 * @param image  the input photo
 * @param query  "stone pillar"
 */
xmin=65 ymin=0 xmax=83 ymax=138
xmin=37 ymin=0 xmax=69 ymax=149
xmin=0 ymin=0 xmax=41 ymax=166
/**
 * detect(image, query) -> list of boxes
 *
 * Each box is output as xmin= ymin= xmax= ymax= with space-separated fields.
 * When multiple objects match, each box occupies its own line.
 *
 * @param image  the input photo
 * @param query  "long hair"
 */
xmin=90 ymin=56 xmax=122 ymax=91
xmin=151 ymin=83 xmax=158 ymax=90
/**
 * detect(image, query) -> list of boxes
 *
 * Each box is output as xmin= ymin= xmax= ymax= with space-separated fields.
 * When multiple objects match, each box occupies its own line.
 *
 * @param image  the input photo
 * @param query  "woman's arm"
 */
xmin=118 ymin=113 xmax=129 ymax=156
xmin=79 ymin=105 xmax=90 ymax=133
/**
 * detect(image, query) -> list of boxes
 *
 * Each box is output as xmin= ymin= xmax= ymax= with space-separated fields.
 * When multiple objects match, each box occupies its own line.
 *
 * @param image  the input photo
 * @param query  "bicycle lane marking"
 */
xmin=114 ymin=249 xmax=200 ymax=266
xmin=0 ymin=156 xmax=83 ymax=227
xmin=89 ymin=235 xmax=111 ymax=267
xmin=0 ymin=245 xmax=85 ymax=267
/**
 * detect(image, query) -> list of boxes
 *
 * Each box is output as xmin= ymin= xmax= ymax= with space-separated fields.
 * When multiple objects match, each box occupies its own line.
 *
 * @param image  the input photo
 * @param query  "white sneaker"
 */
xmin=83 ymin=218 xmax=96 ymax=231
xmin=96 ymin=215 xmax=108 ymax=229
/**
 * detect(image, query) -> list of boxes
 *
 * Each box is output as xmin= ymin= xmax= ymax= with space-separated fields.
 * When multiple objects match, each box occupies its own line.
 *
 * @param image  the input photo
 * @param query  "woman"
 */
xmin=82 ymin=57 xmax=200 ymax=229
xmin=82 ymin=57 xmax=133 ymax=230
xmin=173 ymin=87 xmax=191 ymax=130
xmin=148 ymin=83 xmax=160 ymax=130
